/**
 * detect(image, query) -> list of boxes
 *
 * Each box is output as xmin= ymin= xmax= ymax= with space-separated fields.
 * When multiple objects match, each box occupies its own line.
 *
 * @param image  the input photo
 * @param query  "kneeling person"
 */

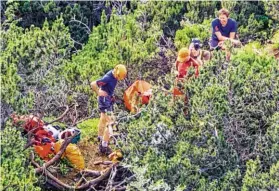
xmin=210 ymin=8 xmax=240 ymax=61
xmin=189 ymin=38 xmax=210 ymax=66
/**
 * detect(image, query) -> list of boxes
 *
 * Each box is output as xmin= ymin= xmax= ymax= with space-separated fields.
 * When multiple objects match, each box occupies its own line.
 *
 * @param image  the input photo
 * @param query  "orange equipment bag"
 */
xmin=124 ymin=80 xmax=152 ymax=112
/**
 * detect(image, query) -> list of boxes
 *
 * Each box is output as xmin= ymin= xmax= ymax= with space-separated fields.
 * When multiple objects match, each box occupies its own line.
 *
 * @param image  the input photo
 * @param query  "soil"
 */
xmin=54 ymin=140 xmax=111 ymax=186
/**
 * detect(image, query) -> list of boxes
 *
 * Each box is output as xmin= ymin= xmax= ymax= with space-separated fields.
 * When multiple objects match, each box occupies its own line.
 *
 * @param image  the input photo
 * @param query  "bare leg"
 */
xmin=100 ymin=112 xmax=113 ymax=155
xmin=98 ymin=112 xmax=107 ymax=141
xmin=195 ymin=58 xmax=203 ymax=66
xmin=102 ymin=113 xmax=111 ymax=143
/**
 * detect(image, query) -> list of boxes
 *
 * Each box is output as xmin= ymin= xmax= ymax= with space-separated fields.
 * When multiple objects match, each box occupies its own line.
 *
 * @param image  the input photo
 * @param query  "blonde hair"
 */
xmin=218 ymin=8 xmax=230 ymax=17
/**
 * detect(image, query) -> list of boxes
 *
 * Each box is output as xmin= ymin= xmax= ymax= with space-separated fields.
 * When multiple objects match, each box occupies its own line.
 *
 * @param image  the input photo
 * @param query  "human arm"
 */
xmin=212 ymin=20 xmax=229 ymax=41
xmin=229 ymin=21 xmax=240 ymax=44
xmin=229 ymin=32 xmax=236 ymax=39
xmin=91 ymin=74 xmax=111 ymax=96
xmin=90 ymin=81 xmax=108 ymax=96
xmin=201 ymin=50 xmax=211 ymax=61
xmin=90 ymin=81 xmax=99 ymax=94
xmin=172 ymin=61 xmax=179 ymax=76
xmin=191 ymin=58 xmax=200 ymax=77
xmin=212 ymin=19 xmax=238 ymax=43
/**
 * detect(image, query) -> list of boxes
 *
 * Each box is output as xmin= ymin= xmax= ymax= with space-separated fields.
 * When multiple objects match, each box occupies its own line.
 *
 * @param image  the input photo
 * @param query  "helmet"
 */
xmin=109 ymin=149 xmax=124 ymax=162
xmin=177 ymin=48 xmax=190 ymax=62
xmin=191 ymin=38 xmax=202 ymax=50
xmin=114 ymin=64 xmax=127 ymax=80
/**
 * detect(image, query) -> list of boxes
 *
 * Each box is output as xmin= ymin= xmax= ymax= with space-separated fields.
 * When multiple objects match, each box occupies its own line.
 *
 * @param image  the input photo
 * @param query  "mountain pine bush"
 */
xmin=0 ymin=122 xmax=40 ymax=191
xmin=120 ymin=43 xmax=279 ymax=190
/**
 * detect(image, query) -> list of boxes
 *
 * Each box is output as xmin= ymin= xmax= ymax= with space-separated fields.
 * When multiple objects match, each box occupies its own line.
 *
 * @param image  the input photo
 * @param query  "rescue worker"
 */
xmin=174 ymin=47 xmax=200 ymax=79
xmin=173 ymin=48 xmax=200 ymax=116
xmin=209 ymin=8 xmax=240 ymax=61
xmin=91 ymin=64 xmax=127 ymax=155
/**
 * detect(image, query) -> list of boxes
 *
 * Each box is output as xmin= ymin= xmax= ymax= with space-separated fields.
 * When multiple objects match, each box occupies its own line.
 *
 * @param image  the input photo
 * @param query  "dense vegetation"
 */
xmin=1 ymin=1 xmax=278 ymax=190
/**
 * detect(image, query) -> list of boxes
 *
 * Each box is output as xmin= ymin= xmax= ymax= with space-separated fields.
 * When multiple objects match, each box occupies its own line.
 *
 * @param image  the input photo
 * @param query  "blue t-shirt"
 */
xmin=211 ymin=18 xmax=237 ymax=41
xmin=96 ymin=70 xmax=117 ymax=96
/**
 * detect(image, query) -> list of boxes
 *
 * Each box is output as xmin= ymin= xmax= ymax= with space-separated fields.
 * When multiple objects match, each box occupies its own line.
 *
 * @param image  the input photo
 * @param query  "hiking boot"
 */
xmin=98 ymin=144 xmax=112 ymax=155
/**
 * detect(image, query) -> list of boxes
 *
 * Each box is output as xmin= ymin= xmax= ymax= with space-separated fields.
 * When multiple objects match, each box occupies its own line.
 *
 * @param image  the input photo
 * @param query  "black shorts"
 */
xmin=98 ymin=96 xmax=113 ymax=113
xmin=209 ymin=39 xmax=221 ymax=51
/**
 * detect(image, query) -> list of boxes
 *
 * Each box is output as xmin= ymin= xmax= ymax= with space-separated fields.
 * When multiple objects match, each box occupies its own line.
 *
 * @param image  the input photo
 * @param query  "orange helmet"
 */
xmin=114 ymin=64 xmax=127 ymax=80
xmin=177 ymin=48 xmax=190 ymax=62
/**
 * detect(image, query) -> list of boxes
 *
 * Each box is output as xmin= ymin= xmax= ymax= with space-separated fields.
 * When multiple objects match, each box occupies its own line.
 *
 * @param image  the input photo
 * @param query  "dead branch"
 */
xmin=77 ymin=167 xmax=112 ymax=190
xmin=105 ymin=165 xmax=117 ymax=191
xmin=32 ymin=145 xmax=114 ymax=190
xmin=35 ymin=132 xmax=76 ymax=174
xmin=76 ymin=176 xmax=89 ymax=187
xmin=37 ymin=167 xmax=113 ymax=190
xmin=23 ymin=127 xmax=39 ymax=150
xmin=48 ymin=105 xmax=70 ymax=124
xmin=45 ymin=179 xmax=66 ymax=190
xmin=114 ymin=187 xmax=126 ymax=191
xmin=112 ymin=174 xmax=136 ymax=190
xmin=94 ymin=161 xmax=113 ymax=166
xmin=72 ymin=103 xmax=79 ymax=125
xmin=73 ymin=109 xmax=97 ymax=126
xmin=70 ymin=18 xmax=91 ymax=34
xmin=24 ymin=141 xmax=34 ymax=150
xmin=81 ymin=169 xmax=101 ymax=177
xmin=31 ymin=152 xmax=73 ymax=189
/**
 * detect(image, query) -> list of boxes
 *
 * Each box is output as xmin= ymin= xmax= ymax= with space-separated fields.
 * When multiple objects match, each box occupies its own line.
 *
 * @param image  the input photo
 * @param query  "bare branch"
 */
xmin=70 ymin=19 xmax=91 ymax=34
xmin=77 ymin=167 xmax=112 ymax=190
xmin=48 ymin=105 xmax=70 ymax=124
xmin=105 ymin=165 xmax=117 ymax=191
xmin=35 ymin=133 xmax=76 ymax=174
xmin=81 ymin=169 xmax=102 ymax=177
xmin=73 ymin=109 xmax=97 ymax=126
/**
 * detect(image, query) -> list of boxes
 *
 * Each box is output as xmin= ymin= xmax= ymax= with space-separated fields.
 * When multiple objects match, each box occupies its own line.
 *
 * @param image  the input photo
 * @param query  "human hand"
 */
xmin=174 ymin=70 xmax=179 ymax=76
xmin=231 ymin=39 xmax=240 ymax=45
xmin=218 ymin=41 xmax=224 ymax=47
xmin=98 ymin=89 xmax=108 ymax=97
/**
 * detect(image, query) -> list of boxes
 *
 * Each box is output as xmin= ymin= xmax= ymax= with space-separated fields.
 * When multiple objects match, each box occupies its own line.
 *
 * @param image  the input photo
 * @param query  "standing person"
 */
xmin=209 ymin=8 xmax=240 ymax=61
xmin=189 ymin=38 xmax=211 ymax=66
xmin=91 ymin=64 xmax=127 ymax=155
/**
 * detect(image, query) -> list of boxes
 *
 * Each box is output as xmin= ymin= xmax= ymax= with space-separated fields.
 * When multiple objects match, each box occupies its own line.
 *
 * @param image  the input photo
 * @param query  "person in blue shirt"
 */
xmin=209 ymin=8 xmax=240 ymax=61
xmin=91 ymin=64 xmax=127 ymax=155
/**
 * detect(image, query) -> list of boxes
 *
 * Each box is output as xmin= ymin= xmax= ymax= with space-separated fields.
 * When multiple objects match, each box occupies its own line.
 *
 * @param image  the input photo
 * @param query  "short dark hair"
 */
xmin=218 ymin=8 xmax=230 ymax=17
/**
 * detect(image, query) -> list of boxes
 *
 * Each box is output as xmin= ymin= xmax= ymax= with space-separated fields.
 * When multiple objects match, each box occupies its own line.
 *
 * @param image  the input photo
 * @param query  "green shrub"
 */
xmin=121 ymin=42 xmax=279 ymax=190
xmin=77 ymin=118 xmax=99 ymax=141
xmin=174 ymin=20 xmax=210 ymax=49
xmin=271 ymin=31 xmax=279 ymax=49
xmin=0 ymin=122 xmax=41 ymax=191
